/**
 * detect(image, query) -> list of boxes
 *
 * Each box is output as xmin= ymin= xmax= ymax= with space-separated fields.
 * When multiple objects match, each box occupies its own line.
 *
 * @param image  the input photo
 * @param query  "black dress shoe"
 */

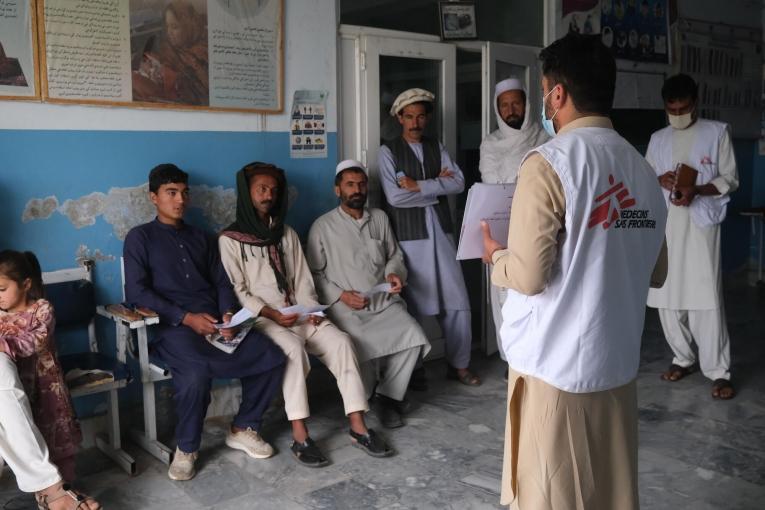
xmin=349 ymin=429 xmax=394 ymax=458
xmin=371 ymin=394 xmax=404 ymax=429
xmin=290 ymin=437 xmax=329 ymax=467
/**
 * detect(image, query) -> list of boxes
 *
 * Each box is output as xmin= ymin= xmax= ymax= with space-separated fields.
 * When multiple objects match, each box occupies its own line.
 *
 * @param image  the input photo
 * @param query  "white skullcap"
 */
xmin=495 ymin=78 xmax=525 ymax=96
xmin=335 ymin=159 xmax=367 ymax=175
xmin=389 ymin=88 xmax=435 ymax=116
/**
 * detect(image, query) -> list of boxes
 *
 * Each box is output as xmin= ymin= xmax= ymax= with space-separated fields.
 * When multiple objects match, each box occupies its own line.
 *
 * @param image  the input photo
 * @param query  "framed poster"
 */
xmin=38 ymin=0 xmax=284 ymax=113
xmin=439 ymin=1 xmax=477 ymax=41
xmin=0 ymin=0 xmax=40 ymax=100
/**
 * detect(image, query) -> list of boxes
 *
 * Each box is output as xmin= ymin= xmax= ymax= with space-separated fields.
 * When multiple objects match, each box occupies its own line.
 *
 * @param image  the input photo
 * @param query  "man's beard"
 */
xmin=344 ymin=193 xmax=366 ymax=209
xmin=504 ymin=115 xmax=524 ymax=130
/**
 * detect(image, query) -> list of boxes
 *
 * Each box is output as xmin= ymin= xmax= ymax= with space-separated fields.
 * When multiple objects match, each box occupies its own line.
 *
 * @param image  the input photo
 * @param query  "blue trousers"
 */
xmin=154 ymin=326 xmax=285 ymax=453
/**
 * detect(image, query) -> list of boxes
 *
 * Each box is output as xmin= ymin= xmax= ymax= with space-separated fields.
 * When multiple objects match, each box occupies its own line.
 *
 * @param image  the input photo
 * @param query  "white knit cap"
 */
xmin=495 ymin=77 xmax=525 ymax=96
xmin=389 ymin=88 xmax=435 ymax=116
xmin=335 ymin=159 xmax=367 ymax=175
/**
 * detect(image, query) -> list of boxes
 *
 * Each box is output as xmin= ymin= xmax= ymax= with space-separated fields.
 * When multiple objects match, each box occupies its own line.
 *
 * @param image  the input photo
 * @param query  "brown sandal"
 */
xmin=660 ymin=363 xmax=696 ymax=382
xmin=35 ymin=483 xmax=101 ymax=510
xmin=711 ymin=379 xmax=735 ymax=400
xmin=447 ymin=366 xmax=482 ymax=386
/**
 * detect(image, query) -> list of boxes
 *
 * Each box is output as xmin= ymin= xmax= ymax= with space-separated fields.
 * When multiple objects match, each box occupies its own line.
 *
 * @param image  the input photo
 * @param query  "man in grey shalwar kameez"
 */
xmin=307 ymin=160 xmax=430 ymax=428
xmin=378 ymin=88 xmax=480 ymax=387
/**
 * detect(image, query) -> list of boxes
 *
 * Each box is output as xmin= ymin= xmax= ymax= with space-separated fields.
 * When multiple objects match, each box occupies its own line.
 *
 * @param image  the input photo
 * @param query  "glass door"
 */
xmin=359 ymin=35 xmax=456 ymax=208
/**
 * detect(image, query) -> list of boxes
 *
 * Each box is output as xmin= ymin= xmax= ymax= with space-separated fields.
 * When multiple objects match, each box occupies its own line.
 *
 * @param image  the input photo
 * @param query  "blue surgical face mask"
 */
xmin=541 ymin=86 xmax=560 ymax=137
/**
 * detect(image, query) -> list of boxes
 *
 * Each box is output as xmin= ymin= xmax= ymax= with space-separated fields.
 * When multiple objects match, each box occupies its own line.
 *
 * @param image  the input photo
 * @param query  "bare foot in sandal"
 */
xmin=711 ymin=378 xmax=735 ymax=400
xmin=660 ymin=363 xmax=695 ymax=382
xmin=35 ymin=482 xmax=101 ymax=510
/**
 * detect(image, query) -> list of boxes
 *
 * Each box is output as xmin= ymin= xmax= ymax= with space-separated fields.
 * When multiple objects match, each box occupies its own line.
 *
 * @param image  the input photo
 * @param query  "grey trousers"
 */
xmin=360 ymin=346 xmax=421 ymax=401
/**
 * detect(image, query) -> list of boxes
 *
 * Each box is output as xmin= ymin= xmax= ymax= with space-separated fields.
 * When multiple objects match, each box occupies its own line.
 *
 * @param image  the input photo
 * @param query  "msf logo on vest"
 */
xmin=588 ymin=174 xmax=656 ymax=230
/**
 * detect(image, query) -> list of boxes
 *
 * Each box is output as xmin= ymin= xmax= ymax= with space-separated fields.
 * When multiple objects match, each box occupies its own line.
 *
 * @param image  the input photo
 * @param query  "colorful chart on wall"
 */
xmin=38 ymin=0 xmax=283 ymax=112
xmin=559 ymin=0 xmax=671 ymax=64
xmin=0 ymin=0 xmax=40 ymax=99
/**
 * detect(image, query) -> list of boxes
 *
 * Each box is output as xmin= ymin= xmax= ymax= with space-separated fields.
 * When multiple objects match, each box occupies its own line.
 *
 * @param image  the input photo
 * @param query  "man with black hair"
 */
xmin=306 ymin=160 xmax=429 ymax=429
xmin=378 ymin=88 xmax=480 ymax=389
xmin=646 ymin=73 xmax=739 ymax=400
xmin=481 ymin=33 xmax=667 ymax=509
xmin=219 ymin=162 xmax=393 ymax=468
xmin=124 ymin=163 xmax=286 ymax=481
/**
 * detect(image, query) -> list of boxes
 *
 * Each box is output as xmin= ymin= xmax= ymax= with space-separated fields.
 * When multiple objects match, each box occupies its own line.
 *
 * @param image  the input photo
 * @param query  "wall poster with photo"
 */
xmin=0 ymin=0 xmax=40 ymax=100
xmin=439 ymin=1 xmax=477 ymax=41
xmin=38 ymin=0 xmax=283 ymax=112
xmin=557 ymin=0 xmax=671 ymax=64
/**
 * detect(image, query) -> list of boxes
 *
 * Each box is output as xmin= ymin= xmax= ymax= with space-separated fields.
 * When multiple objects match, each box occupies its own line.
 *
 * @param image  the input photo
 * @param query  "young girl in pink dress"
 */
xmin=0 ymin=250 xmax=100 ymax=509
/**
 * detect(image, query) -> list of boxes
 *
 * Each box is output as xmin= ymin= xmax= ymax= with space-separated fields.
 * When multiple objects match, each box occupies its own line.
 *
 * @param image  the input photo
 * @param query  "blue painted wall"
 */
xmin=0 ymin=129 xmax=339 ymax=304
xmin=0 ymin=129 xmax=338 ymax=416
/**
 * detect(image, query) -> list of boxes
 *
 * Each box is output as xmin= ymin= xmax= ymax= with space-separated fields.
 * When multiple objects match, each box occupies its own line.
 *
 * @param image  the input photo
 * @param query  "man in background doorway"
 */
xmin=378 ymin=88 xmax=480 ymax=388
xmin=646 ymin=73 xmax=739 ymax=400
xmin=479 ymin=78 xmax=549 ymax=378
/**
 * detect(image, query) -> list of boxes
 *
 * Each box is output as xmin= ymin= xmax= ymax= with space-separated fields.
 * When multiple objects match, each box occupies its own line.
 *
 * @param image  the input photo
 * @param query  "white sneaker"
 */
xmin=168 ymin=447 xmax=198 ymax=481
xmin=225 ymin=427 xmax=274 ymax=459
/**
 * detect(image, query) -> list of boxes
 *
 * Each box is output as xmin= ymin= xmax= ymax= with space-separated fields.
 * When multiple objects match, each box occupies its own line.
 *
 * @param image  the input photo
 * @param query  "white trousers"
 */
xmin=490 ymin=283 xmax=507 ymax=362
xmin=0 ymin=353 xmax=61 ymax=493
xmin=658 ymin=307 xmax=731 ymax=381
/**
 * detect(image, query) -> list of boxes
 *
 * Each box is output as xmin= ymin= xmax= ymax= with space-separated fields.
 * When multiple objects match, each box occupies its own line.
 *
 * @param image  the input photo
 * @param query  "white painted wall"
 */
xmin=0 ymin=0 xmax=338 ymax=132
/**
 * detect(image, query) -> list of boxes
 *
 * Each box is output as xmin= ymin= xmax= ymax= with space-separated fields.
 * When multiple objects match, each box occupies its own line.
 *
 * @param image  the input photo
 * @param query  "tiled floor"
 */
xmin=2 ymin=281 xmax=763 ymax=509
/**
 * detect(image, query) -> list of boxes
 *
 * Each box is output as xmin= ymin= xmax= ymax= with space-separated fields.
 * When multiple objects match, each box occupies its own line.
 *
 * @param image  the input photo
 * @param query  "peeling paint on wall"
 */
xmin=22 ymin=183 xmax=298 ymax=240
xmin=60 ymin=192 xmax=107 ymax=228
xmin=22 ymin=196 xmax=59 ymax=223
xmin=75 ymin=244 xmax=115 ymax=263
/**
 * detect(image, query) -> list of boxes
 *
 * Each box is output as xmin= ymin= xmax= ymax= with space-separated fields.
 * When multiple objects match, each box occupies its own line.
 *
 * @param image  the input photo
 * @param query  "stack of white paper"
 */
xmin=456 ymin=183 xmax=515 ymax=260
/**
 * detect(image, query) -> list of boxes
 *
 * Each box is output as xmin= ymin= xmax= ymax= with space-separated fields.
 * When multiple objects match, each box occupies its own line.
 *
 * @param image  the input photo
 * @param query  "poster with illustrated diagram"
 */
xmin=290 ymin=89 xmax=328 ymax=159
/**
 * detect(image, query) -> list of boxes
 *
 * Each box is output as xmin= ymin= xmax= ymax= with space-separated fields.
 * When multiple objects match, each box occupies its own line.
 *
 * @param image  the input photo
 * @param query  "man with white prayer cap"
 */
xmin=479 ymin=78 xmax=550 ymax=376
xmin=378 ymin=88 xmax=481 ymax=389
xmin=307 ymin=159 xmax=430 ymax=428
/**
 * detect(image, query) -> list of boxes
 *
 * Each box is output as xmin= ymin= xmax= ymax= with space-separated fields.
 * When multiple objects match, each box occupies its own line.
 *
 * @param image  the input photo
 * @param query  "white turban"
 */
xmin=335 ymin=159 xmax=367 ymax=175
xmin=495 ymin=77 xmax=525 ymax=97
xmin=389 ymin=88 xmax=435 ymax=116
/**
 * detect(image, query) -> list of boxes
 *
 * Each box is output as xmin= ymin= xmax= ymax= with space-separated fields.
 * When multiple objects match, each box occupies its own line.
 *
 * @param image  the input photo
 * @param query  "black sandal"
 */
xmin=349 ymin=429 xmax=394 ymax=458
xmin=711 ymin=378 xmax=735 ymax=400
xmin=290 ymin=437 xmax=329 ymax=468
xmin=660 ymin=363 xmax=696 ymax=382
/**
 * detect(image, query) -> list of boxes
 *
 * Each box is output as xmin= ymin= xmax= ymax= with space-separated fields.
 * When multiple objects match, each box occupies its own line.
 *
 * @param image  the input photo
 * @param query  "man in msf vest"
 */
xmin=482 ymin=33 xmax=668 ymax=509
xmin=479 ymin=77 xmax=550 ymax=378
xmin=646 ymin=74 xmax=739 ymax=400
xmin=378 ymin=88 xmax=480 ymax=388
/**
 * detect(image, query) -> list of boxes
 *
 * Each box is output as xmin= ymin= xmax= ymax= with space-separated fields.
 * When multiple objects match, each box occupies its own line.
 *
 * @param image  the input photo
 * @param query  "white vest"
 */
xmin=645 ymin=119 xmax=731 ymax=228
xmin=501 ymin=125 xmax=667 ymax=393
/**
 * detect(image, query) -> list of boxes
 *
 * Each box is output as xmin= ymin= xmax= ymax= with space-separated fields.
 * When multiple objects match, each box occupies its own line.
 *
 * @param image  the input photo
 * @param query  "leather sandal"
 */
xmin=349 ymin=428 xmax=394 ymax=458
xmin=660 ymin=363 xmax=696 ymax=382
xmin=711 ymin=378 xmax=735 ymax=400
xmin=290 ymin=436 xmax=329 ymax=468
xmin=35 ymin=483 xmax=101 ymax=510
xmin=446 ymin=365 xmax=482 ymax=386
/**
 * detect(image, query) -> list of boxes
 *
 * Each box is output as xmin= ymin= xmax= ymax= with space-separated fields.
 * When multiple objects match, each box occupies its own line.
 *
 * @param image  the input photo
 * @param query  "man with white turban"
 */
xmin=479 ymin=78 xmax=549 ymax=373
xmin=378 ymin=88 xmax=481 ymax=388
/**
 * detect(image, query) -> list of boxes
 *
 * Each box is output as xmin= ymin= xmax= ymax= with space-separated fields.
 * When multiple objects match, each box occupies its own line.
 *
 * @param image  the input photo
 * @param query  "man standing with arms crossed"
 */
xmin=379 ymin=88 xmax=480 ymax=388
xmin=482 ymin=34 xmax=668 ymax=509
